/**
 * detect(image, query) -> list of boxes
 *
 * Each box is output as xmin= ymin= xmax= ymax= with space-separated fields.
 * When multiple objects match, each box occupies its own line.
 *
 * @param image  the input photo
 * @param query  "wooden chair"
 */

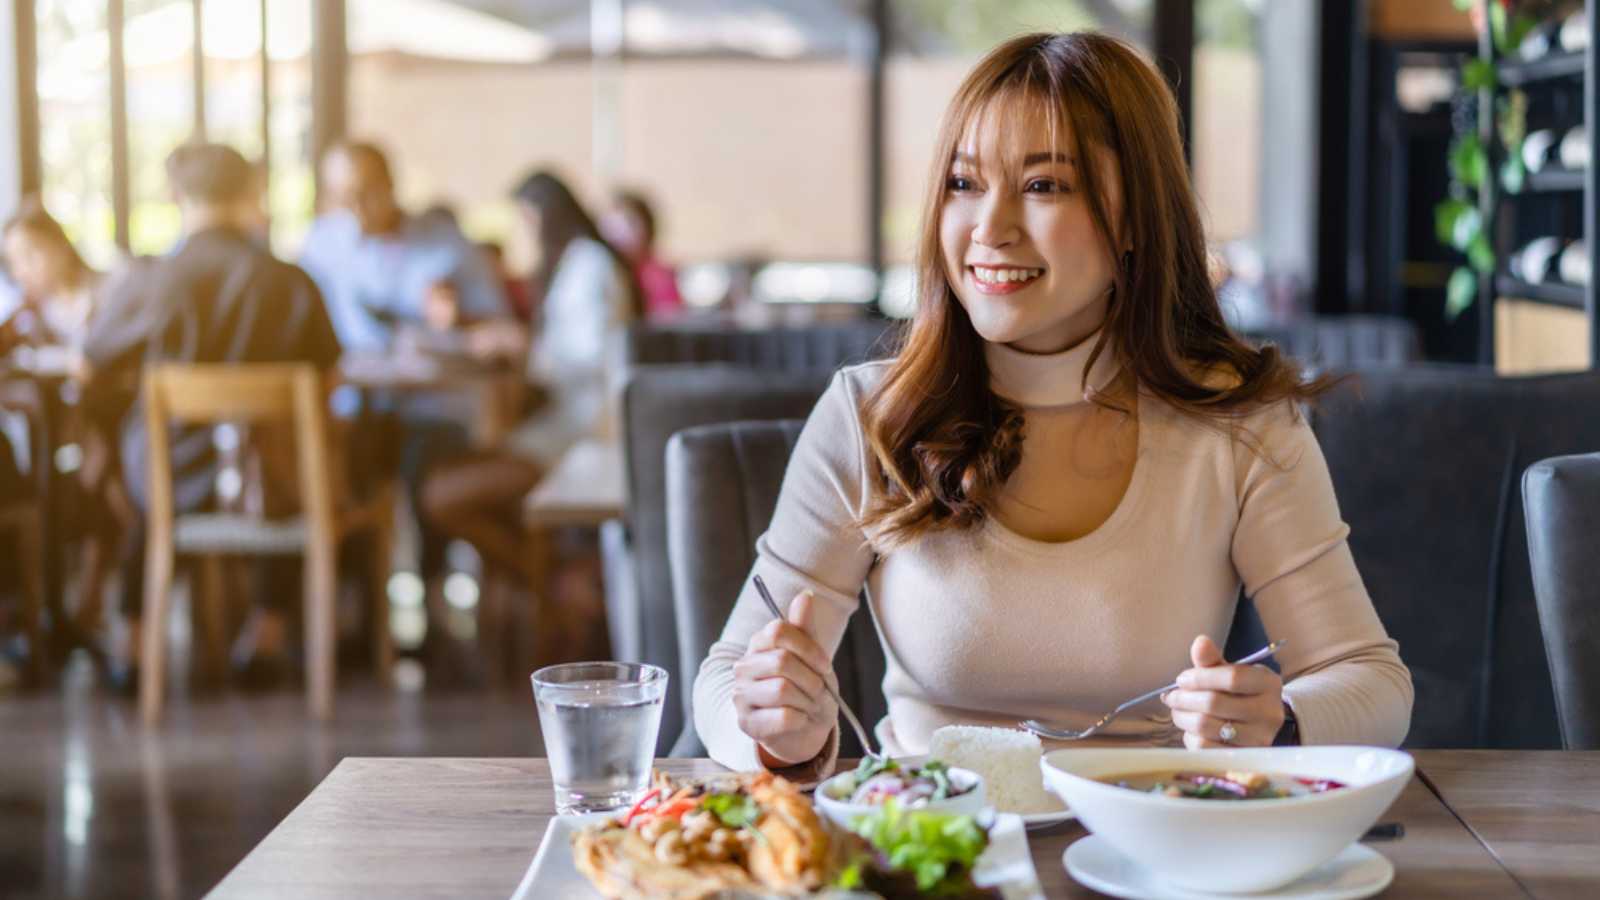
xmin=0 ymin=494 xmax=47 ymax=682
xmin=139 ymin=363 xmax=395 ymax=723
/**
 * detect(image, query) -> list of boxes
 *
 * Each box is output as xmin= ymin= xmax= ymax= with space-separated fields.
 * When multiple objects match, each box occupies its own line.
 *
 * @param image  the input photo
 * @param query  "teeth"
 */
xmin=973 ymin=267 xmax=1041 ymax=284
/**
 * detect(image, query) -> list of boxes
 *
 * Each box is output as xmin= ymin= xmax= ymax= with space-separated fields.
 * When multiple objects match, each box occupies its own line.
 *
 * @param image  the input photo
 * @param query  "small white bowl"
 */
xmin=814 ymin=764 xmax=987 ymax=830
xmin=1040 ymin=746 xmax=1413 ymax=894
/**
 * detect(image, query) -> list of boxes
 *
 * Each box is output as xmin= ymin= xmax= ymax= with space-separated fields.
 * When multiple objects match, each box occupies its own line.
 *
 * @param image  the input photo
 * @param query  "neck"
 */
xmin=182 ymin=206 xmax=244 ymax=235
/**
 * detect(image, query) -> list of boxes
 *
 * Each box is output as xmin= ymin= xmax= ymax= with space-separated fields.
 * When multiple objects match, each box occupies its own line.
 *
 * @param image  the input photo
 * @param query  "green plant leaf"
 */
xmin=1451 ymin=0 xmax=1474 ymax=10
xmin=1450 ymin=134 xmax=1488 ymax=190
xmin=1435 ymin=199 xmax=1473 ymax=246
xmin=1490 ymin=2 xmax=1507 ymax=51
xmin=1507 ymin=13 xmax=1538 ymax=52
xmin=1447 ymin=267 xmax=1478 ymax=320
xmin=1462 ymin=58 xmax=1496 ymax=91
xmin=1501 ymin=152 xmax=1525 ymax=194
xmin=1467 ymin=233 xmax=1496 ymax=274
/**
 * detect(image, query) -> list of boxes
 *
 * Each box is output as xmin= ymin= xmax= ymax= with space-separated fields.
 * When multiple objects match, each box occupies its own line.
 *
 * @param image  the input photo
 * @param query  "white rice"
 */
xmin=928 ymin=725 xmax=1061 ymax=814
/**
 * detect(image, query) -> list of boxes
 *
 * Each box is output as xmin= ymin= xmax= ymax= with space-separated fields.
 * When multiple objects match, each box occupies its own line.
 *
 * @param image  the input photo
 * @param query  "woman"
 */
xmin=420 ymin=172 xmax=637 ymax=584
xmin=1 ymin=201 xmax=102 ymax=350
xmin=694 ymin=32 xmax=1412 ymax=777
xmin=0 ymin=202 xmax=127 ymax=642
xmin=600 ymin=189 xmax=683 ymax=320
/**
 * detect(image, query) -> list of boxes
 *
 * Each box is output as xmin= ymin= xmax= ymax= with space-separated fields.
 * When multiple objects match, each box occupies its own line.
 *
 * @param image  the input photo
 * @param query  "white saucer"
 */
xmin=1064 ymin=834 xmax=1394 ymax=900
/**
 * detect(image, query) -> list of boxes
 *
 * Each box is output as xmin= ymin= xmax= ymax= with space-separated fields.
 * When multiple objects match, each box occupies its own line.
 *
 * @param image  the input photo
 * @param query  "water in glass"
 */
xmin=532 ymin=663 xmax=667 ymax=814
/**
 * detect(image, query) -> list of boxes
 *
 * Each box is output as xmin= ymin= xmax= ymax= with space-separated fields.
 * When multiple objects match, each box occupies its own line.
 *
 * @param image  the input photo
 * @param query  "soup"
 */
xmin=1099 ymin=769 xmax=1346 ymax=800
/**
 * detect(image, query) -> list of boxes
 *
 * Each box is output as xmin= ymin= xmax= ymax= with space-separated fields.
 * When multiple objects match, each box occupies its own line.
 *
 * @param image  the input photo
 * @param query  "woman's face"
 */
xmin=3 ymin=228 xmax=73 ymax=300
xmin=939 ymin=104 xmax=1122 ymax=354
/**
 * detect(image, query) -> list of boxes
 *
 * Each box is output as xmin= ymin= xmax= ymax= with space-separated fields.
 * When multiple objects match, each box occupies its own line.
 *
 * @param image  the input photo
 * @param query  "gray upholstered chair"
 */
xmin=1310 ymin=365 xmax=1600 ymax=748
xmin=1244 ymin=315 xmax=1420 ymax=371
xmin=1522 ymin=452 xmax=1600 ymax=750
xmin=665 ymin=419 xmax=887 ymax=757
xmin=622 ymin=320 xmax=896 ymax=371
xmin=608 ymin=365 xmax=841 ymax=753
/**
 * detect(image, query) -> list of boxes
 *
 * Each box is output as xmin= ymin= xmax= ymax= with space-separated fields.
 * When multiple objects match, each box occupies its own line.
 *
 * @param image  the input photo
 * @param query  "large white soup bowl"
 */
xmin=1041 ymin=746 xmax=1413 ymax=894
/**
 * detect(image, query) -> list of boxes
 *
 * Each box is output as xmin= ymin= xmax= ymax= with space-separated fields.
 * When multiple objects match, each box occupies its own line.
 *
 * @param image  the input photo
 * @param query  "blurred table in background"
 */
xmin=1 ymin=349 xmax=82 ymax=660
xmin=471 ymin=439 xmax=627 ymax=680
xmin=338 ymin=352 xmax=524 ymax=447
xmin=522 ymin=438 xmax=624 ymax=528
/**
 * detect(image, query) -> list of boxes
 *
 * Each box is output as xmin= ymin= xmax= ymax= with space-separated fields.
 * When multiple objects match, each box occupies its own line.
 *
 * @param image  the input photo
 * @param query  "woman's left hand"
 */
xmin=1162 ymin=635 xmax=1285 ymax=748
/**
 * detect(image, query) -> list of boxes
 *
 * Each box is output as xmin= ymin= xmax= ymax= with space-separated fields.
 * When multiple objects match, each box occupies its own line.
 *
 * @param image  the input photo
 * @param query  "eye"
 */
xmin=1025 ymin=178 xmax=1062 ymax=194
xmin=945 ymin=175 xmax=975 ymax=192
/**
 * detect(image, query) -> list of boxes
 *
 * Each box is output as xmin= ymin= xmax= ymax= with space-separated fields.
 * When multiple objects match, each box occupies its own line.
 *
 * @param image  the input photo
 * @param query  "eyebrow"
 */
xmin=951 ymin=150 xmax=1075 ymax=167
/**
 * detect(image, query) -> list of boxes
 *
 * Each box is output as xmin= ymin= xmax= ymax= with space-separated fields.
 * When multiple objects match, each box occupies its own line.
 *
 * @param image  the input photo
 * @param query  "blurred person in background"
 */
xmin=0 ymin=200 xmax=103 ymax=351
xmin=299 ymin=142 xmax=508 ymax=351
xmin=600 ymin=188 xmax=683 ymax=320
xmin=480 ymin=240 xmax=532 ymax=323
xmin=300 ymin=143 xmax=513 ymax=650
xmin=82 ymin=142 xmax=341 ymax=681
xmin=0 ymin=201 xmax=130 ymax=644
xmin=419 ymin=171 xmax=637 ymax=592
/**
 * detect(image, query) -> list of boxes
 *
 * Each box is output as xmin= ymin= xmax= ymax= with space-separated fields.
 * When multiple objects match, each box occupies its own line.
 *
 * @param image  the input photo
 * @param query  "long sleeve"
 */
xmin=1231 ymin=401 xmax=1414 ymax=747
xmin=693 ymin=369 xmax=878 ymax=777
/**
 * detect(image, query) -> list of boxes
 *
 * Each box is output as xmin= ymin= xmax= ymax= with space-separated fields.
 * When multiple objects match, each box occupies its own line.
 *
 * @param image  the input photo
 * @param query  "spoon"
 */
xmin=751 ymin=574 xmax=882 ymax=761
xmin=1021 ymin=639 xmax=1288 ymax=741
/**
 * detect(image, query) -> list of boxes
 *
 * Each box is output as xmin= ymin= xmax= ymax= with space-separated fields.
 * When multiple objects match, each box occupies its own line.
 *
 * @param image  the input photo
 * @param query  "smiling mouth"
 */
xmin=969 ymin=265 xmax=1045 ymax=289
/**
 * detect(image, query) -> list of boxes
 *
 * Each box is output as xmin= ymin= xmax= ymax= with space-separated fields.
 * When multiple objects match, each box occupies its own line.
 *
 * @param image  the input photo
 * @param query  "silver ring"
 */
xmin=1218 ymin=721 xmax=1238 ymax=744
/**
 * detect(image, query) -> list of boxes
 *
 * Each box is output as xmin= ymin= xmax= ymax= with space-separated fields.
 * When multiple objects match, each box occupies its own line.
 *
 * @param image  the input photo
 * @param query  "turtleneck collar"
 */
xmin=984 ymin=330 xmax=1123 ymax=408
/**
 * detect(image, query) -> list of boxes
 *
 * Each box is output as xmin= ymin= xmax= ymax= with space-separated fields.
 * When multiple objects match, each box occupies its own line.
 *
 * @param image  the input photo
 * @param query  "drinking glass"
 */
xmin=531 ymin=661 xmax=668 ymax=814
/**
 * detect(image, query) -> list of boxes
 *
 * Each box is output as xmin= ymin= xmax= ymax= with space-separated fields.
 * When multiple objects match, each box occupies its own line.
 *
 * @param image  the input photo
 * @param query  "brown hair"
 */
xmin=165 ymin=141 xmax=258 ymax=206
xmin=861 ymin=32 xmax=1333 ymax=545
xmin=2 ymin=199 xmax=88 ymax=274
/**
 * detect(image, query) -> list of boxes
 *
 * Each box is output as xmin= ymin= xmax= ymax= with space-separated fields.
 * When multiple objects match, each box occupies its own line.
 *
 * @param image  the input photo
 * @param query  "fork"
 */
xmin=1021 ymin=639 xmax=1288 ymax=741
xmin=751 ymin=575 xmax=883 ymax=761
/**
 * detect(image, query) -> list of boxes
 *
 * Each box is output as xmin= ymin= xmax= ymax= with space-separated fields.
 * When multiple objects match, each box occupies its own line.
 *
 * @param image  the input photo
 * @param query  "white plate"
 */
xmin=1064 ymin=834 xmax=1395 ymax=900
xmin=512 ymin=811 xmax=1046 ymax=899
xmin=895 ymin=753 xmax=1075 ymax=830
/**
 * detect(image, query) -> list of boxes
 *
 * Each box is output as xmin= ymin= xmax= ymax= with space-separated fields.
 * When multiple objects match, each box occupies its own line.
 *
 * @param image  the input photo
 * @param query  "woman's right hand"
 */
xmin=731 ymin=590 xmax=838 ymax=767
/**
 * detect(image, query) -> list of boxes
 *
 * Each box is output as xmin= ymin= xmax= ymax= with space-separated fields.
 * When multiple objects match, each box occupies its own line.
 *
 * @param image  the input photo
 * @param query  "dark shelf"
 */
xmin=1523 ymin=167 xmax=1586 ymax=192
xmin=1497 ymin=51 xmax=1586 ymax=86
xmin=1495 ymin=274 xmax=1588 ymax=310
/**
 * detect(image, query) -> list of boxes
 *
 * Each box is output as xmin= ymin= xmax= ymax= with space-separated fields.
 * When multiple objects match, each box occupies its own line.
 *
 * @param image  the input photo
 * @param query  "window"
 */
xmin=36 ymin=0 xmax=116 ymax=267
xmin=1194 ymin=0 xmax=1261 ymax=244
xmin=125 ymin=0 xmax=195 ymax=256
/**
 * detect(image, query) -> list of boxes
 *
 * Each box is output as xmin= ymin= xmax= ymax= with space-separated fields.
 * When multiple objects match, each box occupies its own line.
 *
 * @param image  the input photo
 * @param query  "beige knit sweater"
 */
xmin=693 ymin=335 xmax=1414 ymax=777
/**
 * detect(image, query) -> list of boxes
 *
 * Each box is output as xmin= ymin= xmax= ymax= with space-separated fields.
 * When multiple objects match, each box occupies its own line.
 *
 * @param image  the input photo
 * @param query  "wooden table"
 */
xmin=338 ymin=352 xmax=524 ymax=446
xmin=1417 ymin=751 xmax=1600 ymax=899
xmin=479 ymin=439 xmax=626 ymax=678
xmin=522 ymin=438 xmax=625 ymax=528
xmin=208 ymin=752 xmax=1582 ymax=899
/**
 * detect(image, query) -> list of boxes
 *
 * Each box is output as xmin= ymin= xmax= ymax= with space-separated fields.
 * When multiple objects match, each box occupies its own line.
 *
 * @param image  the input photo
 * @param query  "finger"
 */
xmin=788 ymin=590 xmax=818 ymax=631
xmin=1170 ymin=709 xmax=1276 ymax=747
xmin=740 ymin=705 xmax=827 ymax=741
xmin=739 ymin=677 xmax=828 ymax=716
xmin=1163 ymin=689 xmax=1273 ymax=723
xmin=748 ymin=619 xmax=832 ymax=679
xmin=1176 ymin=663 xmax=1279 ymax=694
xmin=1183 ymin=731 xmax=1233 ymax=750
xmin=733 ymin=650 xmax=827 ymax=702
xmin=1190 ymin=634 xmax=1224 ymax=669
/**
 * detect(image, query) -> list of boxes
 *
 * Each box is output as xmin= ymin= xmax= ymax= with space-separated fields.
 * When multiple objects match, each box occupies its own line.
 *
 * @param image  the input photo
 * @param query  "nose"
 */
xmin=971 ymin=191 xmax=1019 ymax=249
